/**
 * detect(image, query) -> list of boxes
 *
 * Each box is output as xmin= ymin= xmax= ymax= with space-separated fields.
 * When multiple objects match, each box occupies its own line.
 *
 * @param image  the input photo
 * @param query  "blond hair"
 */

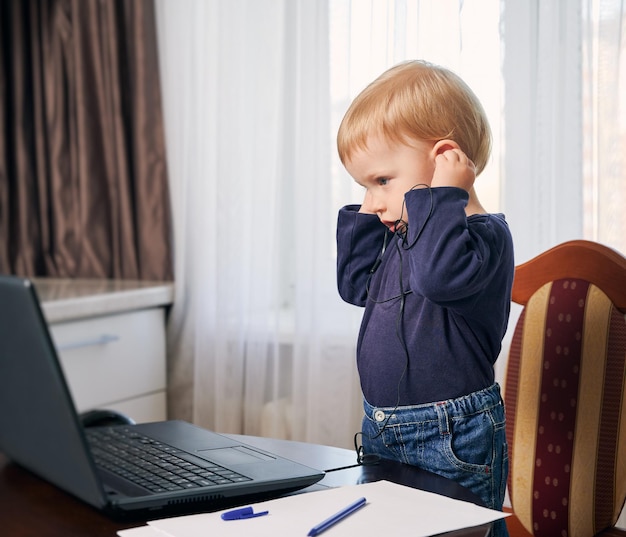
xmin=337 ymin=60 xmax=492 ymax=176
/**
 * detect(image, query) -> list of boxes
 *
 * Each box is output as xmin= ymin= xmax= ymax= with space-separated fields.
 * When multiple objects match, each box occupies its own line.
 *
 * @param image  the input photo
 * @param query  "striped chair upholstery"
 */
xmin=504 ymin=240 xmax=626 ymax=537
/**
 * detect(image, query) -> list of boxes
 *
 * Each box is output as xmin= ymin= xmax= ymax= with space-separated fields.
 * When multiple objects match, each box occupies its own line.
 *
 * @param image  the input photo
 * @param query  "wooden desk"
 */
xmin=0 ymin=435 xmax=492 ymax=537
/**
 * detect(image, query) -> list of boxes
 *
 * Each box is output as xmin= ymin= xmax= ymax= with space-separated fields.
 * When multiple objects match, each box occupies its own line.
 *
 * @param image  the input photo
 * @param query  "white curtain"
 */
xmin=155 ymin=0 xmax=364 ymax=448
xmin=581 ymin=0 xmax=626 ymax=252
xmin=502 ymin=0 xmax=584 ymax=265
xmin=503 ymin=0 xmax=626 ymax=263
xmin=498 ymin=0 xmax=626 ymax=369
xmin=155 ymin=0 xmax=501 ymax=449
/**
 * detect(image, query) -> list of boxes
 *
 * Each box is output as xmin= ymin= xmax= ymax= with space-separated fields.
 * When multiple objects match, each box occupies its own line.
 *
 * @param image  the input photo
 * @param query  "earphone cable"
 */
xmin=353 ymin=185 xmax=433 ymax=464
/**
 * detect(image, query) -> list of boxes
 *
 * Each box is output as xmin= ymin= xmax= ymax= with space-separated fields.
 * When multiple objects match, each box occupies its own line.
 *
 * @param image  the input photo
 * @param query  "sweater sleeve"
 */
xmin=404 ymin=187 xmax=512 ymax=309
xmin=336 ymin=205 xmax=390 ymax=307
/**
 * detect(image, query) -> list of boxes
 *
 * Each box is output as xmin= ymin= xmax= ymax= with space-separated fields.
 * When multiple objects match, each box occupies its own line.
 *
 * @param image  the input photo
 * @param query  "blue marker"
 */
xmin=307 ymin=497 xmax=367 ymax=536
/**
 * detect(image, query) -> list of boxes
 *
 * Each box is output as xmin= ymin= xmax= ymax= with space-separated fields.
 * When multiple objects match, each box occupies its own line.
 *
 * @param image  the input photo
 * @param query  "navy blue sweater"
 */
xmin=336 ymin=187 xmax=514 ymax=407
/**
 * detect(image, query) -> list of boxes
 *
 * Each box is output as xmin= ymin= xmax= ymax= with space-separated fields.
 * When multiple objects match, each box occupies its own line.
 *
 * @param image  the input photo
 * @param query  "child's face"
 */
xmin=345 ymin=134 xmax=435 ymax=232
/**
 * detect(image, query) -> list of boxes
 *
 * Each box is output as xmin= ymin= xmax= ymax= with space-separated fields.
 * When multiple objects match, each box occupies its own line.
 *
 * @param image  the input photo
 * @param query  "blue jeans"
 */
xmin=361 ymin=383 xmax=509 ymax=537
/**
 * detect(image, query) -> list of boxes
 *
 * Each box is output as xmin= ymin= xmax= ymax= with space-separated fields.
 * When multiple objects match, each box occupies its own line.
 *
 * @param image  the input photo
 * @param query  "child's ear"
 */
xmin=432 ymin=139 xmax=461 ymax=158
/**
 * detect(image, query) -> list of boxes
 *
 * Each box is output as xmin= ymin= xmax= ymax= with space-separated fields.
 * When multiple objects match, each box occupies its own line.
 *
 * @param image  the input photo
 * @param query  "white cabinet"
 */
xmin=34 ymin=279 xmax=173 ymax=424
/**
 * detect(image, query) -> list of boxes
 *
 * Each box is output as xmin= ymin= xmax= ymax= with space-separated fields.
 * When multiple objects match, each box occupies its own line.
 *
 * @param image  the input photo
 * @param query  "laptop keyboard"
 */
xmin=86 ymin=428 xmax=252 ymax=493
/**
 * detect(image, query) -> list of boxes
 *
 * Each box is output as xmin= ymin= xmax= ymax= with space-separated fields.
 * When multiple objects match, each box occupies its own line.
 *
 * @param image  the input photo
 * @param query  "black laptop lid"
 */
xmin=0 ymin=275 xmax=106 ymax=509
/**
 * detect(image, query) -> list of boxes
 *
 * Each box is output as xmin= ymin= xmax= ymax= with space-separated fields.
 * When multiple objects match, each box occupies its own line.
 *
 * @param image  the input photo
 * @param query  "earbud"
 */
xmin=394 ymin=219 xmax=408 ymax=239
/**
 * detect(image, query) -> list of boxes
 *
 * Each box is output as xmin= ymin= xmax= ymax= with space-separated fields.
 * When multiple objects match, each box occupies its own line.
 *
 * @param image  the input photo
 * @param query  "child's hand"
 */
xmin=431 ymin=148 xmax=476 ymax=191
xmin=358 ymin=190 xmax=377 ymax=214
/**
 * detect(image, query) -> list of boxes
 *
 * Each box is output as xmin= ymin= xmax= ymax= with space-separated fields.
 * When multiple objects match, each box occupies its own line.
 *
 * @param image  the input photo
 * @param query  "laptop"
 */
xmin=0 ymin=275 xmax=324 ymax=521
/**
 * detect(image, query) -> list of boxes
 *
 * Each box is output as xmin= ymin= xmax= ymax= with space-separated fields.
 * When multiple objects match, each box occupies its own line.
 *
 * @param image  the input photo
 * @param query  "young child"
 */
xmin=336 ymin=60 xmax=513 ymax=535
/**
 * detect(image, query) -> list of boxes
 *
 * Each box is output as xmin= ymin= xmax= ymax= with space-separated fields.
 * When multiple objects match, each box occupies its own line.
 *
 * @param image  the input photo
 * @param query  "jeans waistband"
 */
xmin=363 ymin=383 xmax=503 ymax=426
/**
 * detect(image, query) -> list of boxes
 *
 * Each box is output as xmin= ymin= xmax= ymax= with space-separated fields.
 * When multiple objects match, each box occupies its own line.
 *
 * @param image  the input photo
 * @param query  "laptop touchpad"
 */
xmin=197 ymin=446 xmax=275 ymax=465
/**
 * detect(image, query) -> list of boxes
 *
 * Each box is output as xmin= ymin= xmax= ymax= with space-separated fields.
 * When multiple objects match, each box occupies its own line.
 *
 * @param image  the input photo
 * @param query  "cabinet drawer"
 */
xmin=106 ymin=392 xmax=167 ymax=424
xmin=49 ymin=308 xmax=166 ymax=412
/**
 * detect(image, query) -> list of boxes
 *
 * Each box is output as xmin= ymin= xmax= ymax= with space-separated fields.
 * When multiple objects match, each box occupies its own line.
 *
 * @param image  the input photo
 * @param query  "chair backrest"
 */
xmin=504 ymin=240 xmax=626 ymax=537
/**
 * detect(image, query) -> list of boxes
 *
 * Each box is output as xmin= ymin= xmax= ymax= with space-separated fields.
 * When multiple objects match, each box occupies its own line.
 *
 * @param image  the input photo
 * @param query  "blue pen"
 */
xmin=307 ymin=497 xmax=367 ymax=536
xmin=221 ymin=506 xmax=269 ymax=520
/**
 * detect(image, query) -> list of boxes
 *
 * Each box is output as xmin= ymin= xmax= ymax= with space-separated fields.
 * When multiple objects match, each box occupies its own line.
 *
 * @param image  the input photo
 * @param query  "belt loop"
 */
xmin=435 ymin=402 xmax=450 ymax=435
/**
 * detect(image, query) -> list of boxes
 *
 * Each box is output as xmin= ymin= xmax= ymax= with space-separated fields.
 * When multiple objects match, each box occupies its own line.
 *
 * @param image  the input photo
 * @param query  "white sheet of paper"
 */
xmin=118 ymin=480 xmax=508 ymax=537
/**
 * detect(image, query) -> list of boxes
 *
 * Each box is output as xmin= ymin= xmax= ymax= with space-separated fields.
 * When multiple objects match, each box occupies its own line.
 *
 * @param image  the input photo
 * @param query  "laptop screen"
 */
xmin=0 ymin=276 xmax=106 ymax=508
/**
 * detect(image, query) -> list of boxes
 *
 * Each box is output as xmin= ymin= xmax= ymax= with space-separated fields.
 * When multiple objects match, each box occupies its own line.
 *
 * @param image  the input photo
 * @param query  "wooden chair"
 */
xmin=504 ymin=240 xmax=626 ymax=537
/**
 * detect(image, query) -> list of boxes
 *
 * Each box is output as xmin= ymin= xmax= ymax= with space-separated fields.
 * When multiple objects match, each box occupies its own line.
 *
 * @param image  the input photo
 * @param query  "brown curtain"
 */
xmin=0 ymin=0 xmax=173 ymax=280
